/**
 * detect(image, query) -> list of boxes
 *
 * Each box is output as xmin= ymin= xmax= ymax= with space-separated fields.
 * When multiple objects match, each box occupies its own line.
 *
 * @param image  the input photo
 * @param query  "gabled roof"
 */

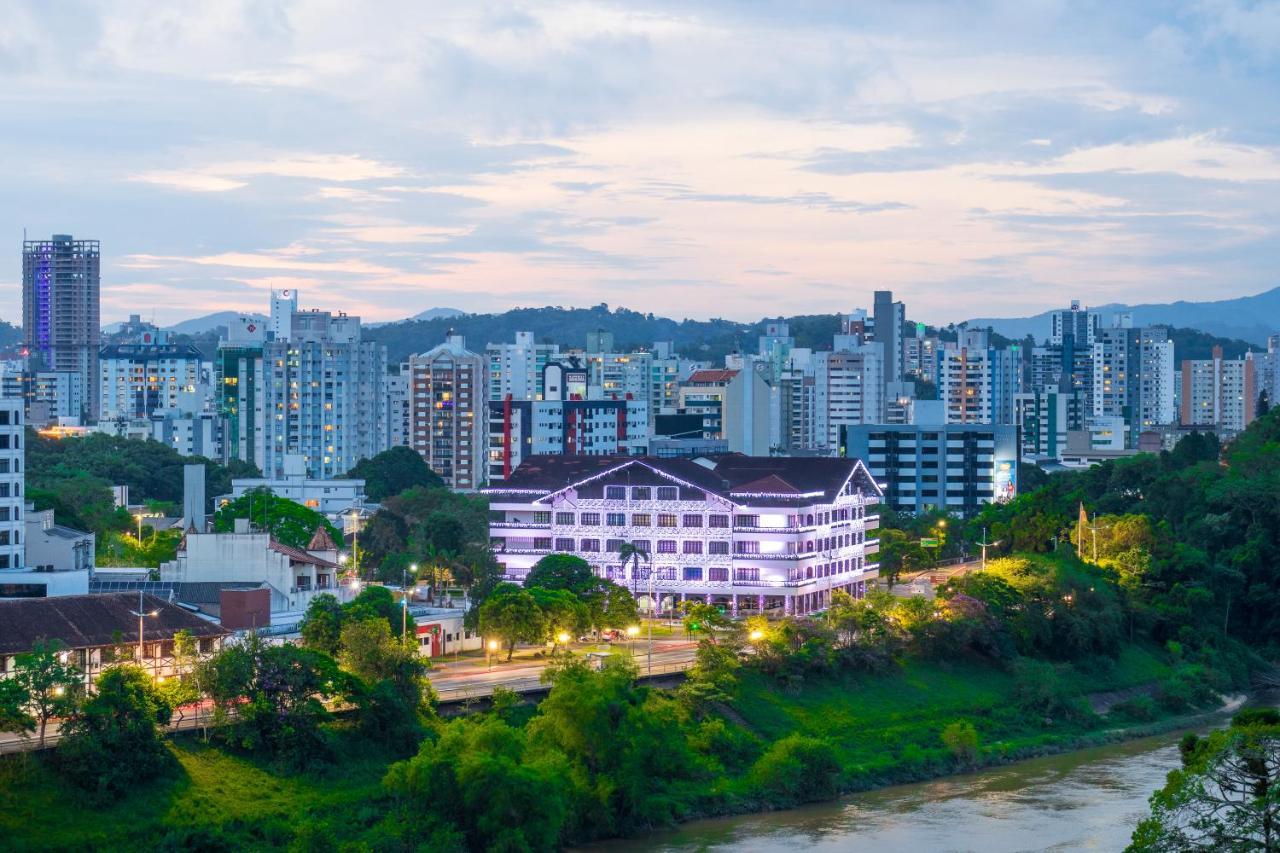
xmin=269 ymin=541 xmax=338 ymax=568
xmin=307 ymin=525 xmax=337 ymax=552
xmin=489 ymin=453 xmax=884 ymax=507
xmin=686 ymin=369 xmax=739 ymax=384
xmin=0 ymin=593 xmax=227 ymax=655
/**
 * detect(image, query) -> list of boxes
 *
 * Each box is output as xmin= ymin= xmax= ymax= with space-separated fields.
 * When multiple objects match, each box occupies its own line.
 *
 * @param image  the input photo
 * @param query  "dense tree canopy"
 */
xmin=343 ymin=446 xmax=444 ymax=501
xmin=213 ymin=487 xmax=342 ymax=551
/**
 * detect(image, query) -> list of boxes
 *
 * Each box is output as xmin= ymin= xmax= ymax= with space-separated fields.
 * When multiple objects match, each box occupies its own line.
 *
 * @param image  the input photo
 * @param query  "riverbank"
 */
xmin=0 ymin=643 xmax=1234 ymax=851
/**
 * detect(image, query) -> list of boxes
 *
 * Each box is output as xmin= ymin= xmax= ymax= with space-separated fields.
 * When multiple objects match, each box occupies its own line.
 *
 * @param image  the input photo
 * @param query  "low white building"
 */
xmin=223 ymin=453 xmax=366 ymax=517
xmin=487 ymin=454 xmax=882 ymax=617
xmin=160 ymin=520 xmax=351 ymax=617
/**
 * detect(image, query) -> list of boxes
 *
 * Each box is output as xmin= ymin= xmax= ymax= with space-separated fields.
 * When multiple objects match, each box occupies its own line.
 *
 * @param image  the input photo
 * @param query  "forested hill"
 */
xmin=363 ymin=304 xmax=844 ymax=364
xmin=362 ymin=303 xmax=1261 ymax=365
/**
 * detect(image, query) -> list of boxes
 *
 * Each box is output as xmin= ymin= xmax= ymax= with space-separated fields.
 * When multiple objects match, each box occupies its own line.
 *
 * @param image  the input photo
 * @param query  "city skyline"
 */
xmin=4 ymin=3 xmax=1280 ymax=326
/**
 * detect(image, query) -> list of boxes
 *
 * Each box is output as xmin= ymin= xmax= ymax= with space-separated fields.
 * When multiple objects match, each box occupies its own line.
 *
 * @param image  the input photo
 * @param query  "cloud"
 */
xmin=1 ymin=1 xmax=1279 ymax=326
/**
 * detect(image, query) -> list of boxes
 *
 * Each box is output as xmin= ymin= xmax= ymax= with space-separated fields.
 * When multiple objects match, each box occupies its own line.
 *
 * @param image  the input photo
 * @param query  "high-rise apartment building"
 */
xmin=872 ymin=291 xmax=905 ymax=385
xmin=1180 ymin=346 xmax=1256 ymax=436
xmin=1050 ymin=301 xmax=1100 ymax=348
xmin=935 ymin=332 xmax=1022 ymax=425
xmin=406 ymin=335 xmax=486 ymax=490
xmin=814 ymin=345 xmax=884 ymax=447
xmin=1092 ymin=321 xmax=1175 ymax=444
xmin=1015 ymin=388 xmax=1085 ymax=460
xmin=261 ymin=291 xmax=388 ymax=479
xmin=0 ymin=397 xmax=23 ymax=571
xmin=99 ymin=332 xmax=203 ymax=421
xmin=487 ymin=332 xmax=559 ymax=402
xmin=22 ymin=235 xmax=101 ymax=419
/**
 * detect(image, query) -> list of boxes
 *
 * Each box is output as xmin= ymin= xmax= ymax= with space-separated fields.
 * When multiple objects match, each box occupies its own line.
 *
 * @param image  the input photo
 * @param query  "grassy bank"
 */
xmin=0 ymin=644 xmax=1191 ymax=851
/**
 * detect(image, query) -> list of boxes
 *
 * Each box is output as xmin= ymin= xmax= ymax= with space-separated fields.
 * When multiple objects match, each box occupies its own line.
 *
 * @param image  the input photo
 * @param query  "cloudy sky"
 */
xmin=4 ymin=1 xmax=1280 ymax=326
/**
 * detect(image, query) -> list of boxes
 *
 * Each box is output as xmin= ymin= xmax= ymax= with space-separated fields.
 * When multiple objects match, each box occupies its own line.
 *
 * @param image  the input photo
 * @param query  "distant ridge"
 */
xmin=164 ymin=311 xmax=266 ymax=336
xmin=367 ymin=306 xmax=465 ymax=328
xmin=964 ymin=286 xmax=1280 ymax=345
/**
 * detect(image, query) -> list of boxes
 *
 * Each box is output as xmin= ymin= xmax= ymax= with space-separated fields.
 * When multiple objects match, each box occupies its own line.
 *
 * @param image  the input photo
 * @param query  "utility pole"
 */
xmin=401 ymin=567 xmax=409 ymax=647
xmin=975 ymin=527 xmax=1000 ymax=571
xmin=647 ymin=565 xmax=654 ymax=676
xmin=1085 ymin=513 xmax=1105 ymax=563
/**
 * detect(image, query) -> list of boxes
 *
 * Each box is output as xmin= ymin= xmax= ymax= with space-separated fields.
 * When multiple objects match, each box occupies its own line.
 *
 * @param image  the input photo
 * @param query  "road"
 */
xmin=428 ymin=637 xmax=699 ymax=703
xmin=0 ymin=638 xmax=700 ymax=753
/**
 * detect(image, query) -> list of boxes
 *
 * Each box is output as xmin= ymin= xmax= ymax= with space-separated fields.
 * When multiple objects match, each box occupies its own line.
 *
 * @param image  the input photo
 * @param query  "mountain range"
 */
xmin=964 ymin=287 xmax=1280 ymax=346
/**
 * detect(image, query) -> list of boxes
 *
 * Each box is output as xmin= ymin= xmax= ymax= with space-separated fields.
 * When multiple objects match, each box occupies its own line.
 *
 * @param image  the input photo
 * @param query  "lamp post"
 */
xmin=556 ymin=631 xmax=570 ymax=656
xmin=487 ymin=639 xmax=499 ymax=671
xmin=401 ymin=567 xmax=410 ymax=648
xmin=647 ymin=565 xmax=656 ymax=676
xmin=129 ymin=589 xmax=160 ymax=678
xmin=626 ymin=624 xmax=640 ymax=661
xmin=975 ymin=527 xmax=1001 ymax=571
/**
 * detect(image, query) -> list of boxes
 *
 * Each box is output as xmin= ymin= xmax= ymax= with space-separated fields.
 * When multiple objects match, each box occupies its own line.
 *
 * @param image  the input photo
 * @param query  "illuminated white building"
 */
xmin=487 ymin=455 xmax=882 ymax=617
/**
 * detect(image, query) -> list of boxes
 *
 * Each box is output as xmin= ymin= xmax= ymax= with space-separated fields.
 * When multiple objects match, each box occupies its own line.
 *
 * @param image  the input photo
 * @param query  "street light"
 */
xmin=556 ymin=631 xmax=570 ymax=654
xmin=129 ymin=589 xmax=160 ymax=678
xmin=626 ymin=624 xmax=640 ymax=660
xmin=749 ymin=628 xmax=764 ymax=642
xmin=487 ymin=638 xmax=499 ymax=670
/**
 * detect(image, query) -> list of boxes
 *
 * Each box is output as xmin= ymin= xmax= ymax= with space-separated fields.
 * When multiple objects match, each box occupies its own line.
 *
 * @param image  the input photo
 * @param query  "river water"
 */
xmin=589 ymin=724 xmax=1223 ymax=853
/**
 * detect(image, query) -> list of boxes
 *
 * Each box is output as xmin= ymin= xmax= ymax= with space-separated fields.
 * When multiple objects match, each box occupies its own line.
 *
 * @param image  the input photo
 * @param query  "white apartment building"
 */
xmin=406 ymin=335 xmax=487 ymax=490
xmin=814 ymin=344 xmax=884 ymax=448
xmin=487 ymin=455 xmax=882 ymax=617
xmin=261 ymin=290 xmax=388 ymax=479
xmin=224 ymin=454 xmax=367 ymax=516
xmin=0 ymin=398 xmax=22 ymax=571
xmin=98 ymin=335 xmax=203 ymax=421
xmin=678 ymin=367 xmax=771 ymax=456
xmin=1093 ymin=324 xmax=1175 ymax=444
xmin=1180 ymin=347 xmax=1257 ymax=436
xmin=487 ymin=332 xmax=560 ymax=403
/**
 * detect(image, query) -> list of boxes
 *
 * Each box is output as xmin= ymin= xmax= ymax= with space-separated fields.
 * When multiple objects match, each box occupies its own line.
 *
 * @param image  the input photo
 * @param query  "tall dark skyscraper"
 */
xmin=872 ymin=289 xmax=905 ymax=385
xmin=22 ymin=234 xmax=100 ymax=419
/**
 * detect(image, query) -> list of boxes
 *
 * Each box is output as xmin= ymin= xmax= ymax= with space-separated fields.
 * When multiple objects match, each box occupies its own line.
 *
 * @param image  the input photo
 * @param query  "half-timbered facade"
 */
xmin=486 ymin=454 xmax=882 ymax=617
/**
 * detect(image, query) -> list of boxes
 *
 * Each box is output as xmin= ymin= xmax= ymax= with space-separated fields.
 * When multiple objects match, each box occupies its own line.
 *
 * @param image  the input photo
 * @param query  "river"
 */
xmin=588 ymin=711 xmax=1247 ymax=853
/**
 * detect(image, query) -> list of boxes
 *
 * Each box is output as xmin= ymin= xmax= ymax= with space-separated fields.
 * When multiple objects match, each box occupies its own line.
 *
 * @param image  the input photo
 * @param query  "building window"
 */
xmin=555 ymin=512 xmax=575 ymax=525
xmin=709 ymin=541 xmax=729 ymax=555
xmin=682 ymin=541 xmax=703 ymax=555
xmin=580 ymin=512 xmax=600 ymax=526
xmin=580 ymin=539 xmax=600 ymax=552
xmin=533 ymin=537 xmax=552 ymax=550
xmin=735 ymin=515 xmax=759 ymax=528
xmin=606 ymin=486 xmax=626 ymax=500
xmin=656 ymin=486 xmax=678 ymax=501
xmin=682 ymin=514 xmax=703 ymax=527
xmin=708 ymin=567 xmax=729 ymax=582
xmin=631 ymin=540 xmax=650 ymax=553
xmin=631 ymin=487 xmax=651 ymax=500
xmin=656 ymin=540 xmax=677 ymax=554
xmin=554 ymin=538 xmax=574 ymax=551
xmin=631 ymin=513 xmax=651 ymax=527
xmin=606 ymin=513 xmax=626 ymax=526
xmin=683 ymin=567 xmax=703 ymax=581
xmin=708 ymin=514 xmax=730 ymax=528
xmin=657 ymin=513 xmax=677 ymax=527
xmin=735 ymin=541 xmax=759 ymax=555
xmin=735 ymin=567 xmax=760 ymax=582
xmin=533 ymin=511 xmax=551 ymax=525
xmin=606 ymin=539 xmax=625 ymax=552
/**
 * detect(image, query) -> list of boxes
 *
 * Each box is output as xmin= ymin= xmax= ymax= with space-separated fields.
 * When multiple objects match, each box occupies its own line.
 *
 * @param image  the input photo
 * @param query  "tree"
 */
xmin=213 ymin=487 xmax=342 ymax=551
xmin=876 ymin=528 xmax=927 ymax=588
xmin=198 ymin=636 xmax=343 ymax=771
xmin=477 ymin=584 xmax=546 ymax=661
xmin=617 ymin=543 xmax=651 ymax=602
xmin=300 ymin=592 xmax=345 ymax=655
xmin=344 ymin=446 xmax=444 ymax=501
xmin=1130 ymin=709 xmax=1280 ymax=851
xmin=13 ymin=639 xmax=81 ymax=748
xmin=529 ymin=587 xmax=589 ymax=652
xmin=524 ymin=553 xmax=596 ymax=594
xmin=0 ymin=678 xmax=33 ymax=735
xmin=339 ymin=617 xmax=433 ymax=753
xmin=680 ymin=601 xmax=730 ymax=642
xmin=57 ymin=666 xmax=173 ymax=797
xmin=582 ymin=578 xmax=639 ymax=633
xmin=344 ymin=584 xmax=415 ymax=639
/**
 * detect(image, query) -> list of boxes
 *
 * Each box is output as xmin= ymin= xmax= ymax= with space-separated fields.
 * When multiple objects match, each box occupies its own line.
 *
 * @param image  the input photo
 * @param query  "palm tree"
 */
xmin=617 ymin=542 xmax=651 ymax=611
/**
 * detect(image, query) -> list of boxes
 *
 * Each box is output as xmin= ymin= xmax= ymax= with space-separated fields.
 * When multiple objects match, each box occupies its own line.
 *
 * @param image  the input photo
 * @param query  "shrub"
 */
xmin=940 ymin=721 xmax=980 ymax=766
xmin=748 ymin=735 xmax=842 ymax=805
xmin=1157 ymin=664 xmax=1220 ymax=712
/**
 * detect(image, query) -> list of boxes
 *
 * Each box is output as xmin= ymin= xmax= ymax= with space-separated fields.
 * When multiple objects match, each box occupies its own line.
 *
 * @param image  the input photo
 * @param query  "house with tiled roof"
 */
xmin=159 ymin=518 xmax=351 ymax=620
xmin=0 ymin=592 xmax=228 ymax=688
xmin=486 ymin=454 xmax=882 ymax=617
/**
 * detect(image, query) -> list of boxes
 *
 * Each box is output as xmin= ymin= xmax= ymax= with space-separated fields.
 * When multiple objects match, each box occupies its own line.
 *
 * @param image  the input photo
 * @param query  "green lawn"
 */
xmin=0 ymin=732 xmax=395 ymax=852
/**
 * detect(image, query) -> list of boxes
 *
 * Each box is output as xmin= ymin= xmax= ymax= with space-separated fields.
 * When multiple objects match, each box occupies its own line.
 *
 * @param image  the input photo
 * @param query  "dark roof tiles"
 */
xmin=0 ymin=593 xmax=228 ymax=655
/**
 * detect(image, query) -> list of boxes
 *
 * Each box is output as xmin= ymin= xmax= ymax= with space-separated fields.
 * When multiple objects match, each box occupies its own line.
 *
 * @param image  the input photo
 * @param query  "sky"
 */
xmin=4 ymin=1 xmax=1280 ymax=327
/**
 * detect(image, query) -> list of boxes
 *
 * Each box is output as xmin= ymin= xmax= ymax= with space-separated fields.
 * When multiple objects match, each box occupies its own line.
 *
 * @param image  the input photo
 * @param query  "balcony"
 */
xmin=489 ymin=520 xmax=552 ymax=530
